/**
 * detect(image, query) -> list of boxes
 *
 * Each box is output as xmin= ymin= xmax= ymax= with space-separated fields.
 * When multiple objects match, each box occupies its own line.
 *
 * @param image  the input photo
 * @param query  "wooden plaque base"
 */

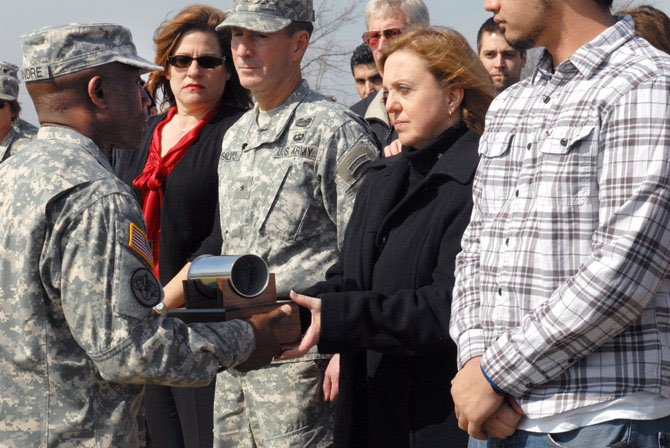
xmin=171 ymin=274 xmax=301 ymax=346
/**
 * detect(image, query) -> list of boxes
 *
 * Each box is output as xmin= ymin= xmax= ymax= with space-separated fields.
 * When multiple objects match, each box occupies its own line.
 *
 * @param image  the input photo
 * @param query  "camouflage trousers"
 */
xmin=214 ymin=358 xmax=335 ymax=448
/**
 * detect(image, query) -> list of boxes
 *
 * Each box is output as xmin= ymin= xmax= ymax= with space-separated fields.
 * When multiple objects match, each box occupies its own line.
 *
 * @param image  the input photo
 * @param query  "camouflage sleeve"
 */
xmin=56 ymin=191 xmax=255 ymax=386
xmin=320 ymin=118 xmax=379 ymax=248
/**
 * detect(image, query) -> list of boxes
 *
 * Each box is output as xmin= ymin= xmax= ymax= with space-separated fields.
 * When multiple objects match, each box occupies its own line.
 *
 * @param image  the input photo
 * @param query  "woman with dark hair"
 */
xmin=112 ymin=4 xmax=252 ymax=447
xmin=283 ymin=27 xmax=495 ymax=447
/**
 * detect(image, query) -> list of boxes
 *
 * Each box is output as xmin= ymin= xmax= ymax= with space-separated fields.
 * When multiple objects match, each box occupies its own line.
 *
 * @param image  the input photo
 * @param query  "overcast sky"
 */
xmin=3 ymin=0 xmax=669 ymax=124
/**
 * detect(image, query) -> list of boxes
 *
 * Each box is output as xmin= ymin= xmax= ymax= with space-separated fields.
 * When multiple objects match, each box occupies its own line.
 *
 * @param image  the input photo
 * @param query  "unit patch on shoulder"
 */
xmin=131 ymin=268 xmax=162 ymax=307
xmin=128 ymin=222 xmax=154 ymax=269
xmin=336 ymin=140 xmax=379 ymax=186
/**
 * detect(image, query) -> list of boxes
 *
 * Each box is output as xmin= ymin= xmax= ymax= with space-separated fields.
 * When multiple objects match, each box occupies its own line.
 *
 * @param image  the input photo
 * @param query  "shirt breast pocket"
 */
xmin=478 ymin=132 xmax=514 ymax=214
xmin=535 ymin=124 xmax=596 ymax=206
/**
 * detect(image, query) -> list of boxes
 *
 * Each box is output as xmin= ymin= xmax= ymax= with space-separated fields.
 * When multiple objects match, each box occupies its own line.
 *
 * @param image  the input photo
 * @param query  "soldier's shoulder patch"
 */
xmin=131 ymin=268 xmax=161 ymax=307
xmin=128 ymin=222 xmax=154 ymax=269
xmin=336 ymin=140 xmax=380 ymax=186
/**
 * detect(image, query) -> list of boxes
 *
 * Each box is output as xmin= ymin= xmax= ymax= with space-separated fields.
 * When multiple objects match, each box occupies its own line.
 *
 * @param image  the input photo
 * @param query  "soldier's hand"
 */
xmin=235 ymin=304 xmax=292 ymax=372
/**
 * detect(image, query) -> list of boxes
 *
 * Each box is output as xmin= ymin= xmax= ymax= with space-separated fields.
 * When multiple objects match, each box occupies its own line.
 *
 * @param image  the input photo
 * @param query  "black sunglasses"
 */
xmin=167 ymin=55 xmax=226 ymax=69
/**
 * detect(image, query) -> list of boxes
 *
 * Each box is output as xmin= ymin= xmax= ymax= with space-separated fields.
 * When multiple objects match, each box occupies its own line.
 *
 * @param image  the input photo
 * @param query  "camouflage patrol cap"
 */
xmin=20 ymin=23 xmax=162 ymax=83
xmin=0 ymin=61 xmax=20 ymax=101
xmin=216 ymin=0 xmax=316 ymax=33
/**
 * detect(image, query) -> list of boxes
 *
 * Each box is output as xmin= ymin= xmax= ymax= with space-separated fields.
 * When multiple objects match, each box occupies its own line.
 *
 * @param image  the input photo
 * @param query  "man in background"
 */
xmin=0 ymin=60 xmax=36 ymax=162
xmin=350 ymin=43 xmax=382 ymax=100
xmin=477 ymin=17 xmax=526 ymax=95
xmin=351 ymin=0 xmax=430 ymax=149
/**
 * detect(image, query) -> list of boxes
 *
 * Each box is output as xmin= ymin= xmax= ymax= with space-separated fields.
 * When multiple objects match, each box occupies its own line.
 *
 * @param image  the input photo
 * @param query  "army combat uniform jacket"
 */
xmin=0 ymin=118 xmax=37 ymax=162
xmin=216 ymin=81 xmax=379 ymax=299
xmin=0 ymin=127 xmax=256 ymax=447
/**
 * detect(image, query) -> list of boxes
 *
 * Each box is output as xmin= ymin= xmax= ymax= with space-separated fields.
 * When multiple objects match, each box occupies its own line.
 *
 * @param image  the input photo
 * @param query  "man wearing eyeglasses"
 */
xmin=200 ymin=0 xmax=380 ymax=447
xmin=351 ymin=0 xmax=430 ymax=150
xmin=0 ymin=60 xmax=37 ymax=163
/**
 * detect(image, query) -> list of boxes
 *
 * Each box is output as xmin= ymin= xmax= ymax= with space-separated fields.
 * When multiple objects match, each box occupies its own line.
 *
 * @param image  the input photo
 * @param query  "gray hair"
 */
xmin=364 ymin=0 xmax=430 ymax=28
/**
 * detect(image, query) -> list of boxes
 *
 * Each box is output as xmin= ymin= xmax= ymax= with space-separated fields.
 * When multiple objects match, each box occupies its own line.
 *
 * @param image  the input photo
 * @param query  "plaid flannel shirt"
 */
xmin=450 ymin=16 xmax=670 ymax=418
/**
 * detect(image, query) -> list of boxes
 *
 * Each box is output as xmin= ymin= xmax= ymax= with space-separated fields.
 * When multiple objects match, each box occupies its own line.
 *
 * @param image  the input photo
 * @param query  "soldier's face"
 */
xmin=106 ymin=65 xmax=150 ymax=150
xmin=0 ymin=100 xmax=12 ymax=141
xmin=230 ymin=27 xmax=302 ymax=104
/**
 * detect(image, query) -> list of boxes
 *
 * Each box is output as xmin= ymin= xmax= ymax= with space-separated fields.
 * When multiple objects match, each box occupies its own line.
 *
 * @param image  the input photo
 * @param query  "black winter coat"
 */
xmin=112 ymin=106 xmax=245 ymax=284
xmin=304 ymin=128 xmax=479 ymax=448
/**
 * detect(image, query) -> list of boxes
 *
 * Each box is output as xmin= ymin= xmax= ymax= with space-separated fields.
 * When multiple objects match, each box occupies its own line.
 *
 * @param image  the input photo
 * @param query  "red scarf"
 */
xmin=133 ymin=105 xmax=219 ymax=277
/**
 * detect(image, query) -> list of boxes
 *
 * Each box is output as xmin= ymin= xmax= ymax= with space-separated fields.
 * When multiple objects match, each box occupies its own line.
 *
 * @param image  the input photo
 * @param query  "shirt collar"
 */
xmin=533 ymin=15 xmax=636 ymax=82
xmin=246 ymin=80 xmax=310 ymax=146
xmin=36 ymin=125 xmax=113 ymax=171
xmin=364 ymin=89 xmax=389 ymax=125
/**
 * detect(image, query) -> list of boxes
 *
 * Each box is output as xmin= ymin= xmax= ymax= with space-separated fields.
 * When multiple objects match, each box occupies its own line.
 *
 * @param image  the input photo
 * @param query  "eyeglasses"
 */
xmin=167 ymin=55 xmax=226 ymax=69
xmin=362 ymin=28 xmax=403 ymax=49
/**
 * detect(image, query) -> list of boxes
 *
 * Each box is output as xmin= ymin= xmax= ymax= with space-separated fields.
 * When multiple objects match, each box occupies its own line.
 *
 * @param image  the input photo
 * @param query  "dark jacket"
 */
xmin=112 ymin=106 xmax=244 ymax=284
xmin=304 ymin=128 xmax=479 ymax=448
xmin=350 ymin=90 xmax=397 ymax=149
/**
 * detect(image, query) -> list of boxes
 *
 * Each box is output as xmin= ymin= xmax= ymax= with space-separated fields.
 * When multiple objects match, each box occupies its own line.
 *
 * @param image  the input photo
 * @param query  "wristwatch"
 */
xmin=152 ymin=301 xmax=168 ymax=316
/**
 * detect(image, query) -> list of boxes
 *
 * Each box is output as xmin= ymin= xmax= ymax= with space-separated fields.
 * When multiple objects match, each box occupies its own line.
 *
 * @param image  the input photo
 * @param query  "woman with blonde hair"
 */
xmin=284 ymin=27 xmax=495 ymax=447
xmin=113 ymin=4 xmax=251 ymax=447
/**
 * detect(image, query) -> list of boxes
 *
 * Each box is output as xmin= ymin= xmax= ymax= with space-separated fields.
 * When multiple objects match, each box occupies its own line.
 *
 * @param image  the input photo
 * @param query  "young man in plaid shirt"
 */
xmin=450 ymin=0 xmax=670 ymax=446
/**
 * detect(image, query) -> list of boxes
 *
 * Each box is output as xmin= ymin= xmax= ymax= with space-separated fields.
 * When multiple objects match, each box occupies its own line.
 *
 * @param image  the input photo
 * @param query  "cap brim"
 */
xmin=115 ymin=55 xmax=162 ymax=74
xmin=0 ymin=93 xmax=17 ymax=101
xmin=215 ymin=11 xmax=291 ymax=33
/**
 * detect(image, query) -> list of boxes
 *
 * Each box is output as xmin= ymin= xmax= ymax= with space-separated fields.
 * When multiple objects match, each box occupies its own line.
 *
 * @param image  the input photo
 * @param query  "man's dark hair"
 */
xmin=596 ymin=0 xmax=613 ymax=9
xmin=477 ymin=17 xmax=499 ymax=52
xmin=285 ymin=21 xmax=314 ymax=37
xmin=477 ymin=17 xmax=526 ymax=56
xmin=350 ymin=43 xmax=375 ymax=74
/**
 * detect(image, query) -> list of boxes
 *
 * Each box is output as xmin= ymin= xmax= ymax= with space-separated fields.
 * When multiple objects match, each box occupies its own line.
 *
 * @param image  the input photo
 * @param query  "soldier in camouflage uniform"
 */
xmin=0 ymin=23 xmax=289 ymax=447
xmin=209 ymin=0 xmax=379 ymax=446
xmin=0 ymin=60 xmax=37 ymax=162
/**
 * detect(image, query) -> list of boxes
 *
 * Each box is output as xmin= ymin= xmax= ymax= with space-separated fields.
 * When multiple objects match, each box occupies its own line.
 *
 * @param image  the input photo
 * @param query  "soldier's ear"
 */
xmin=88 ymin=76 xmax=107 ymax=107
xmin=291 ymin=30 xmax=310 ymax=63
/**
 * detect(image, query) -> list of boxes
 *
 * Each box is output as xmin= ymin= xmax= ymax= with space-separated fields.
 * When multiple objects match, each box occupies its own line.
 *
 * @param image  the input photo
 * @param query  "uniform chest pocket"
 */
xmin=259 ymin=162 xmax=320 ymax=243
xmin=535 ymin=125 xmax=596 ymax=206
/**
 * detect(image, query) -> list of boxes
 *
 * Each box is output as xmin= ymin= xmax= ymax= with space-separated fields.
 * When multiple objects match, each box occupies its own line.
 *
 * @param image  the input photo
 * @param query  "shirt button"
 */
xmin=505 ymin=238 xmax=510 ymax=246
xmin=543 ymin=96 xmax=551 ymax=104
xmin=560 ymin=138 xmax=568 ymax=146
xmin=515 ymin=190 xmax=519 ymax=197
xmin=526 ymin=143 xmax=532 ymax=150
xmin=498 ymin=288 xmax=503 ymax=296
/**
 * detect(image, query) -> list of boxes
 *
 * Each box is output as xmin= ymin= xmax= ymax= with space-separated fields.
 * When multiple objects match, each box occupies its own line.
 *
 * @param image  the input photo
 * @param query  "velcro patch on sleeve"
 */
xmin=131 ymin=268 xmax=162 ymax=307
xmin=336 ymin=140 xmax=379 ymax=187
xmin=128 ymin=222 xmax=154 ymax=269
